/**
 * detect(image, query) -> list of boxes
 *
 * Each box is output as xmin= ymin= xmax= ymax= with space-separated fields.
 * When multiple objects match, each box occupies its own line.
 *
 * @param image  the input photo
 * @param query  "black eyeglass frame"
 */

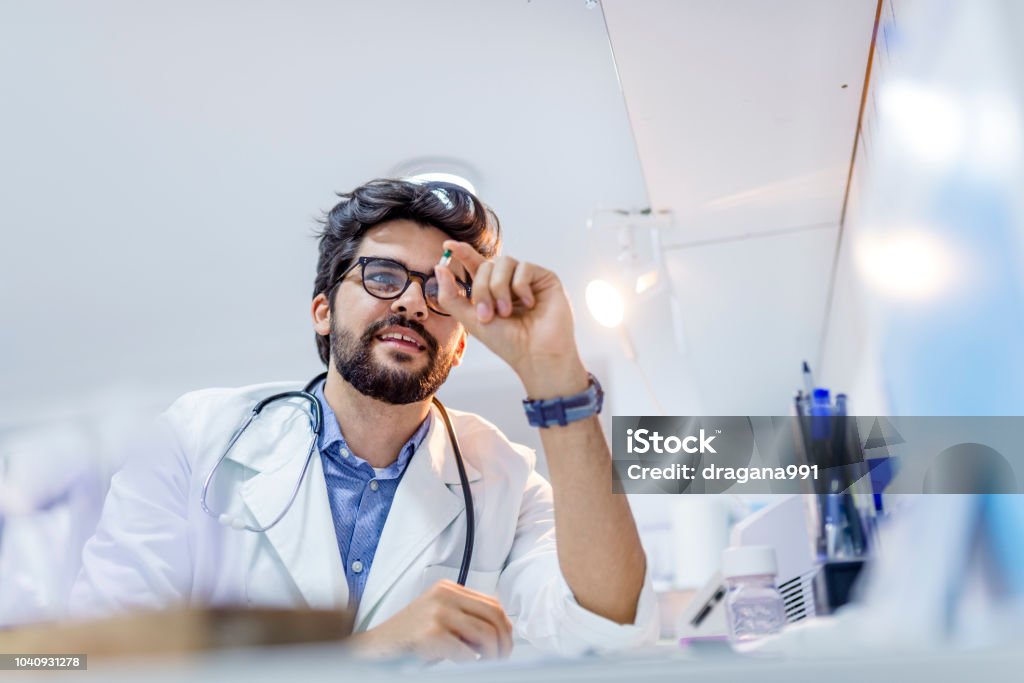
xmin=332 ymin=256 xmax=472 ymax=317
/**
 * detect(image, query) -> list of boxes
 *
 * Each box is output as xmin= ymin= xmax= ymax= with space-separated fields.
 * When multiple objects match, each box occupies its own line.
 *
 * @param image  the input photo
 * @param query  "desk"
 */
xmin=6 ymin=637 xmax=1022 ymax=682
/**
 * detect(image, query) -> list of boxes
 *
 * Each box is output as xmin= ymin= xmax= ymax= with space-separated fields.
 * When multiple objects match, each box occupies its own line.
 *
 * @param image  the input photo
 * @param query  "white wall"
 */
xmin=0 ymin=0 xmax=651 ymax=436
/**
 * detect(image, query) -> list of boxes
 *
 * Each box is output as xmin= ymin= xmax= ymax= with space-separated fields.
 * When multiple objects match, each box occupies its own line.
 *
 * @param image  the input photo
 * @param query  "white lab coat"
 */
xmin=69 ymin=381 xmax=658 ymax=656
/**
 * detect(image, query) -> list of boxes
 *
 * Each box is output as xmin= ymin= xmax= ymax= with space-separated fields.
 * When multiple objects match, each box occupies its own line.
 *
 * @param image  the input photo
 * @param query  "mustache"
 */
xmin=362 ymin=314 xmax=439 ymax=354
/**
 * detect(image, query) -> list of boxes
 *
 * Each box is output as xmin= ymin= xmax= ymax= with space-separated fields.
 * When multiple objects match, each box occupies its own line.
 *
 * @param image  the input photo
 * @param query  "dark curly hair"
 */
xmin=312 ymin=178 xmax=501 ymax=365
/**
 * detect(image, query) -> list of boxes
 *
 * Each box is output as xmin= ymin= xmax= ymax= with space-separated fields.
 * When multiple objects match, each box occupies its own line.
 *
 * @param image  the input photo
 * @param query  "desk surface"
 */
xmin=8 ymin=639 xmax=1022 ymax=683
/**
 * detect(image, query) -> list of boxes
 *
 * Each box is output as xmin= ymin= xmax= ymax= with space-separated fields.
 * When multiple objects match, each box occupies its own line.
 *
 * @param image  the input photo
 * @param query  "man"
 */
xmin=70 ymin=178 xmax=658 ymax=660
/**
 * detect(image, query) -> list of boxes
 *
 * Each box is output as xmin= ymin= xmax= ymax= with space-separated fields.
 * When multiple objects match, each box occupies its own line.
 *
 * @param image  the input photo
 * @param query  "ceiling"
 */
xmin=602 ymin=0 xmax=878 ymax=414
xmin=0 ymin=0 xmax=878 ymax=432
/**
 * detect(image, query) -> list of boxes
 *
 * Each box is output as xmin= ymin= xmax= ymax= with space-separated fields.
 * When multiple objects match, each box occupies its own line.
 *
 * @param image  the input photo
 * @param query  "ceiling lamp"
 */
xmin=390 ymin=157 xmax=480 ymax=196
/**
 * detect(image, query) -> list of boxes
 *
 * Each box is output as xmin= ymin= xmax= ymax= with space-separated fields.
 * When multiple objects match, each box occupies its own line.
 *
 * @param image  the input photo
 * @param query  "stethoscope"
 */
xmin=200 ymin=372 xmax=476 ymax=586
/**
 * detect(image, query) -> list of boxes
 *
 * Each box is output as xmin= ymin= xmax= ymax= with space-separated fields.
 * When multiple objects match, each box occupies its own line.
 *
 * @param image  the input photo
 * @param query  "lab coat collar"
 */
xmin=354 ymin=402 xmax=479 ymax=629
xmin=430 ymin=402 xmax=482 ymax=485
xmin=222 ymin=392 xmax=476 ymax=480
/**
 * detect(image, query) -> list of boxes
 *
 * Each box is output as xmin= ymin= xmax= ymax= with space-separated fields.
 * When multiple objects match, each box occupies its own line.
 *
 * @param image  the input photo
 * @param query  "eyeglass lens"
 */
xmin=362 ymin=259 xmax=467 ymax=313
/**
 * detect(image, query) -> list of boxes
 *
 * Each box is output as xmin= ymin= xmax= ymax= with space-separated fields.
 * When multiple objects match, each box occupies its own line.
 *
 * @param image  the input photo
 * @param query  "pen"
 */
xmin=825 ymin=493 xmax=840 ymax=558
xmin=802 ymin=360 xmax=814 ymax=393
xmin=438 ymin=248 xmax=453 ymax=267
xmin=802 ymin=361 xmax=815 ymax=413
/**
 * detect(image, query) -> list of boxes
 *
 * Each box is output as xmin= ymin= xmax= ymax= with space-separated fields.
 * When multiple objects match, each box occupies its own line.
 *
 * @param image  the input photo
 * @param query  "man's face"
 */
xmin=326 ymin=219 xmax=469 ymax=405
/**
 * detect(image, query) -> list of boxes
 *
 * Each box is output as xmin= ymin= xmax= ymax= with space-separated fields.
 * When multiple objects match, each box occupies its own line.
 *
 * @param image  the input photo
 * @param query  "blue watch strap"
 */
xmin=522 ymin=373 xmax=604 ymax=428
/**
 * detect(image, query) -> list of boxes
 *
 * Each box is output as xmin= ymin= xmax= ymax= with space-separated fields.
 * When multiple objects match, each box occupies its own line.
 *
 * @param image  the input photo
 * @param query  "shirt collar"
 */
xmin=312 ymin=380 xmax=432 ymax=472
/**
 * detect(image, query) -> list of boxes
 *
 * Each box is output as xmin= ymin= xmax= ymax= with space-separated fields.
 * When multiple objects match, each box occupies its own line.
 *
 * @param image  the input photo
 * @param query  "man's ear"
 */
xmin=451 ymin=329 xmax=468 ymax=368
xmin=311 ymin=293 xmax=331 ymax=336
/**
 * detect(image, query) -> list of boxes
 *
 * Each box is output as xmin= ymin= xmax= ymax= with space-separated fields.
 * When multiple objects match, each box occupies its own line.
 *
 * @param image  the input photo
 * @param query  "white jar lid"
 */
xmin=721 ymin=545 xmax=777 ymax=578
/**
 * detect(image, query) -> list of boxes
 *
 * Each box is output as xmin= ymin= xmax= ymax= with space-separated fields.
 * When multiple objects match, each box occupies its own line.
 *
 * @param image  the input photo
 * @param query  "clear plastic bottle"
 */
xmin=721 ymin=545 xmax=786 ymax=642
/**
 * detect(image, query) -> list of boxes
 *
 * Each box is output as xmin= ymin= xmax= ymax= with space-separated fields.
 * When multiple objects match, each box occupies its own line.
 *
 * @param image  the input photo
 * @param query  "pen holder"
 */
xmin=792 ymin=393 xmax=878 ymax=613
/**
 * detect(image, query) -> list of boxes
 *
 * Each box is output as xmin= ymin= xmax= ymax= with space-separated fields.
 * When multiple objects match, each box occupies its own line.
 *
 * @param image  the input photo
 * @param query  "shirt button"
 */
xmin=369 ymin=480 xmax=379 ymax=492
xmin=351 ymin=560 xmax=363 ymax=574
xmin=339 ymin=447 xmax=349 ymax=458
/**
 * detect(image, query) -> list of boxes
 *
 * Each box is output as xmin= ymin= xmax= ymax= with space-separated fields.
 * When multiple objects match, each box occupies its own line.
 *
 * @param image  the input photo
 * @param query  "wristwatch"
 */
xmin=522 ymin=373 xmax=604 ymax=428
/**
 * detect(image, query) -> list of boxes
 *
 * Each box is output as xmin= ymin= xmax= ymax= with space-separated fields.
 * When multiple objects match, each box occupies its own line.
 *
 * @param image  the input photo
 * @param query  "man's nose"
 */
xmin=391 ymin=279 xmax=429 ymax=319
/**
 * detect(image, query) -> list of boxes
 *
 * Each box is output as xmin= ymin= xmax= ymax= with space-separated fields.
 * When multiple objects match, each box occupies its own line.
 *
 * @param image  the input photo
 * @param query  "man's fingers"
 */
xmin=441 ymin=609 xmax=501 ymax=659
xmin=489 ymin=256 xmax=518 ymax=317
xmin=444 ymin=587 xmax=513 ymax=657
xmin=510 ymin=261 xmax=536 ymax=309
xmin=427 ymin=633 xmax=479 ymax=663
xmin=443 ymin=240 xmax=487 ymax=278
xmin=493 ymin=612 xmax=513 ymax=659
xmin=497 ymin=610 xmax=514 ymax=658
xmin=434 ymin=264 xmax=477 ymax=325
xmin=421 ymin=581 xmax=514 ymax=659
xmin=470 ymin=260 xmax=495 ymax=323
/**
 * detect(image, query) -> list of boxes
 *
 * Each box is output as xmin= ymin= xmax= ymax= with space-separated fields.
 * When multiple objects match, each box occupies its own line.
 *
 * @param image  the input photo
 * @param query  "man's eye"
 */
xmin=367 ymin=273 xmax=403 ymax=289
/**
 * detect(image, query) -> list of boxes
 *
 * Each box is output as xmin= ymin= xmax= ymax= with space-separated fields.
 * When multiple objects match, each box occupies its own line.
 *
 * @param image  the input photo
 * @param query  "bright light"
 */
xmin=634 ymin=268 xmax=660 ymax=295
xmin=855 ymin=228 xmax=957 ymax=300
xmin=879 ymin=81 xmax=965 ymax=167
xmin=973 ymin=91 xmax=1022 ymax=175
xmin=586 ymin=279 xmax=625 ymax=327
xmin=406 ymin=172 xmax=477 ymax=195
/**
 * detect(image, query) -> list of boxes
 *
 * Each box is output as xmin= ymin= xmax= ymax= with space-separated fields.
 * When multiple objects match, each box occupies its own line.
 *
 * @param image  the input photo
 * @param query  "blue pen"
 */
xmin=811 ymin=388 xmax=832 ymax=441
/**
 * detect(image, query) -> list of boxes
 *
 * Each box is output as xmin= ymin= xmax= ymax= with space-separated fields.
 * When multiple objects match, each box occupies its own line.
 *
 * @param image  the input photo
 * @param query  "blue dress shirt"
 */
xmin=313 ymin=382 xmax=431 ymax=606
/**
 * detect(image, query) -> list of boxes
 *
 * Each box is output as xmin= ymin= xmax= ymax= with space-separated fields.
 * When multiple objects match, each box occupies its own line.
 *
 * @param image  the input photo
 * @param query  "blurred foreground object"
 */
xmin=853 ymin=0 xmax=1024 ymax=415
xmin=751 ymin=494 xmax=1024 ymax=656
xmin=0 ymin=606 xmax=353 ymax=658
xmin=0 ymin=425 xmax=113 ymax=625
xmin=749 ymin=0 xmax=1024 ymax=653
xmin=0 ymin=389 xmax=163 ymax=626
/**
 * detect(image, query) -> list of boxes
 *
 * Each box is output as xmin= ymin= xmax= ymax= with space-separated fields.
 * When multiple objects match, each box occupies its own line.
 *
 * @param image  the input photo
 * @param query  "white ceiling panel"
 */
xmin=602 ymin=0 xmax=877 ymax=242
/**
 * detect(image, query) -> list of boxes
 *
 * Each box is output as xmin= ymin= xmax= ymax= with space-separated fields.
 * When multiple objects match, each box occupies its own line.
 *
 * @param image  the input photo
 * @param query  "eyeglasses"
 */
xmin=333 ymin=256 xmax=472 ymax=316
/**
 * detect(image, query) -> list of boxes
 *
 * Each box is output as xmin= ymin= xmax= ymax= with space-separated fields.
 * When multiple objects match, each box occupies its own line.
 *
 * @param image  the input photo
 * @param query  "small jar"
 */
xmin=721 ymin=545 xmax=786 ymax=643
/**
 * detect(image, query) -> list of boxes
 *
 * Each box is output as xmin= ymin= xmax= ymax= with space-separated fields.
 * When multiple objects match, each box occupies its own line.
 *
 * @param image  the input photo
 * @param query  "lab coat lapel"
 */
xmin=233 ymin=397 xmax=348 ymax=610
xmin=354 ymin=404 xmax=478 ymax=629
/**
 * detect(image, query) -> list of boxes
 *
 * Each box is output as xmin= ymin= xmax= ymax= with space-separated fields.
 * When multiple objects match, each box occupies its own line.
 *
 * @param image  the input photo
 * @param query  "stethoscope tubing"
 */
xmin=200 ymin=372 xmax=475 ymax=586
xmin=433 ymin=394 xmax=474 ymax=587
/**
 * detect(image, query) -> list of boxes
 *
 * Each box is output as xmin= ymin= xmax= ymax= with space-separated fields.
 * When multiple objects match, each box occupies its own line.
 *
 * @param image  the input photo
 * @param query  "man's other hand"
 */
xmin=348 ymin=580 xmax=514 ymax=662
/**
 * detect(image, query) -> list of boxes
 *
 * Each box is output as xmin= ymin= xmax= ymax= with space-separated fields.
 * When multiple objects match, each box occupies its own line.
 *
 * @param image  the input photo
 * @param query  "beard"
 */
xmin=330 ymin=313 xmax=457 ymax=405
